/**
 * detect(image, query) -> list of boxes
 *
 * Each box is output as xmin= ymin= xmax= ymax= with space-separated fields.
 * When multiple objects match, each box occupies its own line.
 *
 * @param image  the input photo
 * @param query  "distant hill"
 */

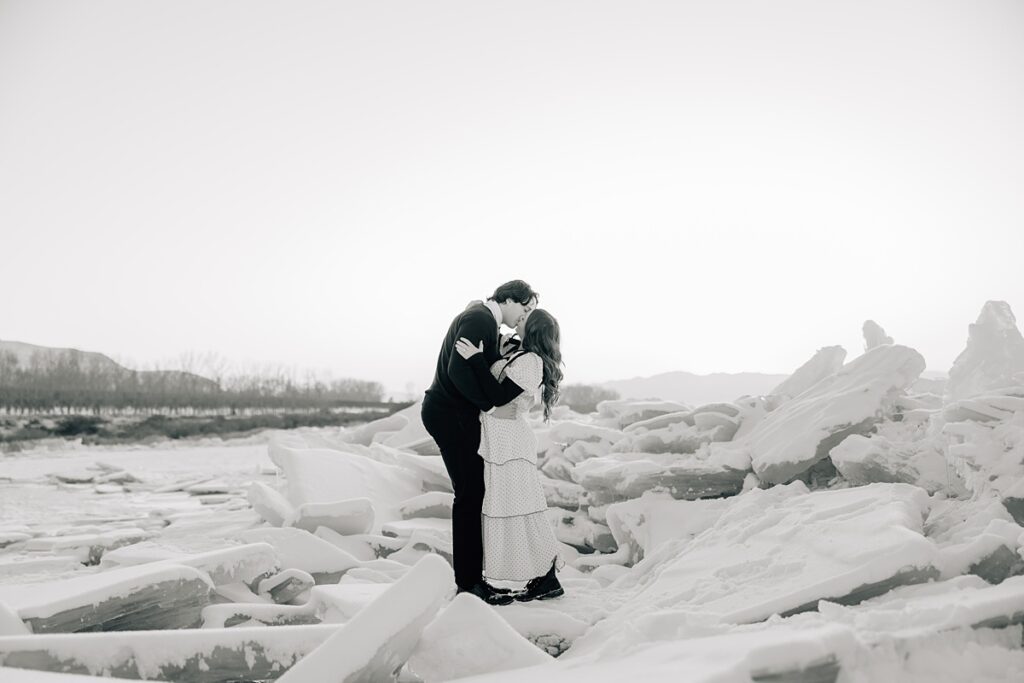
xmin=601 ymin=371 xmax=789 ymax=406
xmin=0 ymin=339 xmax=219 ymax=391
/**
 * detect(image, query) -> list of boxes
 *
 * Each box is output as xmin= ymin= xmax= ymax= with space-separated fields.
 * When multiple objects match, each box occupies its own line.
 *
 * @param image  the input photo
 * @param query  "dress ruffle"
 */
xmin=482 ymin=458 xmax=549 ymax=517
xmin=483 ymin=510 xmax=562 ymax=582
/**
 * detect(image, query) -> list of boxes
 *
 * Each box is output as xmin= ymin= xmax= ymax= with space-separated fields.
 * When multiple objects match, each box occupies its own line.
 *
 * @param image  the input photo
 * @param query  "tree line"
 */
xmin=0 ymin=349 xmax=387 ymax=414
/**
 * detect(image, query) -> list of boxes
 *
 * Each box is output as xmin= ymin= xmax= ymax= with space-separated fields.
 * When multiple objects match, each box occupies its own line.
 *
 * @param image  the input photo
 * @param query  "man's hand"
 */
xmin=492 ymin=403 xmax=518 ymax=420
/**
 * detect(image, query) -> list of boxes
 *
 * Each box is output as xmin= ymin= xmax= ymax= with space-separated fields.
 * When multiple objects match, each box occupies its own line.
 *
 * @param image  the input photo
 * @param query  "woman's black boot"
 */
xmin=514 ymin=561 xmax=563 ymax=602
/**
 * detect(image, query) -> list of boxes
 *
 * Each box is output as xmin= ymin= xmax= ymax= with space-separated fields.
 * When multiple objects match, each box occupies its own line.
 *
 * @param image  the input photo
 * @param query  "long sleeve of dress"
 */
xmin=465 ymin=354 xmax=525 ymax=407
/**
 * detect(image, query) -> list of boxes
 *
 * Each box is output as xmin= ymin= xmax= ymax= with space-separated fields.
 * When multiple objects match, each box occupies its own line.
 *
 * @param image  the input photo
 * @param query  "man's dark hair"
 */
xmin=489 ymin=280 xmax=538 ymax=305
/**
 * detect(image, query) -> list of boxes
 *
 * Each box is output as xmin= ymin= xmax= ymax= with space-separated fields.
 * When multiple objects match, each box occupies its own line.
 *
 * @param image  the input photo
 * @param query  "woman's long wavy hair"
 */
xmin=521 ymin=309 xmax=563 ymax=422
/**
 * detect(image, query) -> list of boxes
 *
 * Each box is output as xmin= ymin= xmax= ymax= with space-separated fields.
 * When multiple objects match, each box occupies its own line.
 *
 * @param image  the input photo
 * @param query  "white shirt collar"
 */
xmin=484 ymin=300 xmax=502 ymax=327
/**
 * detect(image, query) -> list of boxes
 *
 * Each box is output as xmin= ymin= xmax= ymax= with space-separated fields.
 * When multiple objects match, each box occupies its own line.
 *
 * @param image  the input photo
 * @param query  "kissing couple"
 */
xmin=421 ymin=280 xmax=565 ymax=606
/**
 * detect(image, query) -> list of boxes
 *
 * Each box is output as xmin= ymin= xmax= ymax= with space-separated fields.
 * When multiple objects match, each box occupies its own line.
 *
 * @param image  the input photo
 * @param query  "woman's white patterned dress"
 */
xmin=478 ymin=351 xmax=561 ymax=581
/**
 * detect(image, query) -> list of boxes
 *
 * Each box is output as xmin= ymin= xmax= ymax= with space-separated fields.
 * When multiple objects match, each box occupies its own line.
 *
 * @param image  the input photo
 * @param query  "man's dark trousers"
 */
xmin=421 ymin=398 xmax=484 ymax=589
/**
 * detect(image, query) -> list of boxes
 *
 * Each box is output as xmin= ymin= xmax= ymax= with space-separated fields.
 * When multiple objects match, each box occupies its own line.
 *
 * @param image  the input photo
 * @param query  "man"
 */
xmin=422 ymin=280 xmax=539 ymax=604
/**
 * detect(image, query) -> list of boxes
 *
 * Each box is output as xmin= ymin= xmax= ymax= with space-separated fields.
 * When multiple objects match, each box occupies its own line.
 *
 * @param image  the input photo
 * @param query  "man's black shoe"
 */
xmin=483 ymin=580 xmax=513 ymax=595
xmin=514 ymin=563 xmax=564 ymax=602
xmin=457 ymin=581 xmax=514 ymax=606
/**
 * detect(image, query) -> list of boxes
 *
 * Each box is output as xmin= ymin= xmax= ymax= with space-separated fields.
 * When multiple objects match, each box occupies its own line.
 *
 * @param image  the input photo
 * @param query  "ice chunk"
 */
xmin=602 ymin=492 xmax=732 ymax=564
xmin=946 ymin=301 xmax=1024 ymax=402
xmin=750 ymin=344 xmax=925 ymax=484
xmin=818 ymin=573 xmax=1024 ymax=638
xmin=100 ymin=542 xmax=279 ymax=586
xmin=271 ymin=444 xmax=424 ymax=529
xmin=548 ymin=421 xmax=625 ymax=446
xmin=258 ymin=568 xmax=315 ymax=604
xmin=276 ymin=554 xmax=453 ymax=682
xmin=0 ymin=623 xmax=336 ymax=680
xmin=690 ymin=410 xmax=739 ymax=440
xmin=314 ymin=527 xmax=378 ymax=561
xmin=863 ymin=320 xmax=894 ymax=350
xmin=186 ymin=480 xmax=235 ymax=495
xmin=571 ymin=451 xmax=748 ymax=504
xmin=0 ymin=603 xmax=29 ymax=636
xmin=303 ymin=582 xmax=390 ymax=622
xmin=548 ymin=509 xmax=615 ymax=554
xmin=769 ymin=345 xmax=848 ymax=403
xmin=48 ymin=469 xmax=95 ymax=484
xmin=610 ymin=420 xmax=718 ymax=455
xmin=378 ymin=401 xmax=437 ymax=453
xmin=288 ymin=498 xmax=375 ymax=535
xmin=943 ymin=408 xmax=1024 ymax=502
xmin=25 ymin=528 xmax=152 ymax=565
xmin=0 ymin=669 xmax=139 ymax=682
xmin=237 ymin=527 xmax=360 ymax=583
xmin=569 ymin=483 xmax=938 ymax=657
xmin=0 ymin=531 xmax=31 ymax=548
xmin=366 ymin=444 xmax=452 ymax=493
xmin=407 ymin=593 xmax=553 ymax=682
xmin=561 ymin=439 xmax=612 ymax=464
xmin=596 ymin=400 xmax=691 ymax=429
xmin=829 ymin=419 xmax=961 ymax=495
xmin=0 ymin=556 xmax=83 ymax=582
xmin=93 ymin=469 xmax=139 ymax=484
xmin=343 ymin=411 xmax=409 ymax=446
xmin=926 ymin=497 xmax=1024 ymax=583
xmin=389 ymin=530 xmax=454 ymax=567
xmin=399 ymin=492 xmax=454 ymax=520
xmin=0 ymin=563 xmax=214 ymax=633
xmin=621 ymin=411 xmax=694 ymax=434
xmin=539 ymin=476 xmax=585 ymax=511
xmin=246 ymin=481 xmax=296 ymax=527
xmin=454 ymin=621 xmax=856 ymax=683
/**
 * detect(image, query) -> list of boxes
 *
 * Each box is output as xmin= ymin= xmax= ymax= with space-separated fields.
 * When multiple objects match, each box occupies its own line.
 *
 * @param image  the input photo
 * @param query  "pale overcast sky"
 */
xmin=1 ymin=0 xmax=1022 ymax=395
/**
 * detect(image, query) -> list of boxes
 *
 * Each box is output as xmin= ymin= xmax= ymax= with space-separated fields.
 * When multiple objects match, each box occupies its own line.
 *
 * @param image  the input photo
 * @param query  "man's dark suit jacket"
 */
xmin=425 ymin=303 xmax=504 ymax=418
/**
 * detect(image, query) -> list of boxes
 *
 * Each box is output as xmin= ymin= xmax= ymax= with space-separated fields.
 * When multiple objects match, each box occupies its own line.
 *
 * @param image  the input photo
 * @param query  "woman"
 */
xmin=453 ymin=308 xmax=565 ymax=602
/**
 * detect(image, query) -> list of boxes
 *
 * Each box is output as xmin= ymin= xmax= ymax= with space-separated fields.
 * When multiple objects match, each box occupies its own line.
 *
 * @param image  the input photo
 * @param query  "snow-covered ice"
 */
xmin=3 ymin=302 xmax=1024 ymax=681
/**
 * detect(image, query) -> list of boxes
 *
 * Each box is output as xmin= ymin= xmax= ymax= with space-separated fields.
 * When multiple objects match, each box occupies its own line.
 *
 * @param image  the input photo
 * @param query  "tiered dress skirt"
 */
xmin=479 ymin=411 xmax=561 ymax=581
